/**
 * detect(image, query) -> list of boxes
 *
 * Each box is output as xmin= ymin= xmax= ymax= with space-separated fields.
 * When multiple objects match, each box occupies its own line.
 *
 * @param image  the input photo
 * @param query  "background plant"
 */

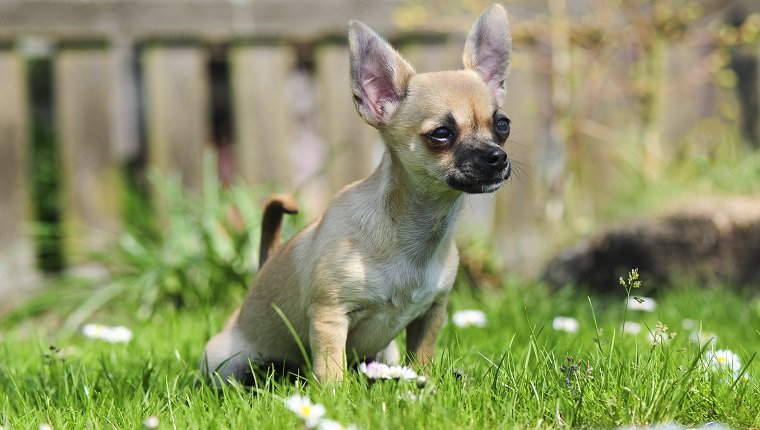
xmin=1 ymin=154 xmax=297 ymax=334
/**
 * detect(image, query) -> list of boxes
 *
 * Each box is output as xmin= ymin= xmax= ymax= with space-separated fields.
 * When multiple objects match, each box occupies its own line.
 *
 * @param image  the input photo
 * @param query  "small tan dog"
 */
xmin=203 ymin=4 xmax=513 ymax=383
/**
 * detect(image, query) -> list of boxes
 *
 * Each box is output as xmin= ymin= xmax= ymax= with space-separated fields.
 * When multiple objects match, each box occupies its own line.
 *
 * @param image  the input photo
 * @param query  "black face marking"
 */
xmin=444 ymin=137 xmax=511 ymax=194
xmin=443 ymin=112 xmax=457 ymax=130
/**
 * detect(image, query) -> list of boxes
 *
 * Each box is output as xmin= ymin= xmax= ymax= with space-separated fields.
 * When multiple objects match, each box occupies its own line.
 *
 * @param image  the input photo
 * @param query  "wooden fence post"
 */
xmin=143 ymin=43 xmax=207 ymax=192
xmin=493 ymin=50 xmax=545 ymax=270
xmin=231 ymin=43 xmax=294 ymax=187
xmin=110 ymin=36 xmax=140 ymax=163
xmin=315 ymin=41 xmax=380 ymax=195
xmin=56 ymin=42 xmax=121 ymax=256
xmin=399 ymin=36 xmax=460 ymax=73
xmin=0 ymin=44 xmax=35 ymax=299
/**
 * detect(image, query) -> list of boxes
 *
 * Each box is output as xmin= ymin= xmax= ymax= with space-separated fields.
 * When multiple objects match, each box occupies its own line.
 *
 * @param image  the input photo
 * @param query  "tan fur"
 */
xmin=202 ymin=4 xmax=513 ymax=383
xmin=259 ymin=194 xmax=299 ymax=267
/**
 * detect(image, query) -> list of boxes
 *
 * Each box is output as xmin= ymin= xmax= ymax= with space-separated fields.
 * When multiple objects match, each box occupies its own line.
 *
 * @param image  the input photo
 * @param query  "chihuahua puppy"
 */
xmin=203 ymin=4 xmax=513 ymax=383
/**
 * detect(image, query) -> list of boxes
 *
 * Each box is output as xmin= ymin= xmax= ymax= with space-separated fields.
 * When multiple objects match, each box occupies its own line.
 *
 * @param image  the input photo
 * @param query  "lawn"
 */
xmin=2 ymin=149 xmax=760 ymax=429
xmin=2 ymin=274 xmax=759 ymax=429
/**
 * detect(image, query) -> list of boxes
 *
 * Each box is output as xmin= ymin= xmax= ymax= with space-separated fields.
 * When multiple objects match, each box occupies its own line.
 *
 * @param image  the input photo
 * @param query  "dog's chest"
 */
xmin=346 ymin=255 xmax=451 ymax=354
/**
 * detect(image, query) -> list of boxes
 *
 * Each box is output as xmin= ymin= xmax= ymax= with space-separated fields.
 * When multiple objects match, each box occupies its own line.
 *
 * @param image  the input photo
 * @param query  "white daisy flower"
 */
xmin=552 ymin=316 xmax=579 ymax=333
xmin=647 ymin=321 xmax=675 ymax=345
xmin=689 ymin=331 xmax=718 ymax=346
xmin=647 ymin=321 xmax=674 ymax=345
xmin=143 ymin=415 xmax=160 ymax=429
xmin=108 ymin=326 xmax=134 ymax=343
xmin=626 ymin=297 xmax=656 ymax=312
xmin=647 ymin=332 xmax=665 ymax=345
xmin=706 ymin=349 xmax=741 ymax=373
xmin=622 ymin=321 xmax=642 ymax=335
xmin=82 ymin=323 xmax=106 ymax=338
xmin=285 ymin=394 xmax=326 ymax=428
xmin=359 ymin=362 xmax=416 ymax=380
xmin=40 ymin=424 xmax=53 ymax=430
xmin=387 ymin=365 xmax=417 ymax=380
xmin=359 ymin=362 xmax=391 ymax=379
xmin=82 ymin=324 xmax=133 ymax=344
xmin=452 ymin=310 xmax=487 ymax=328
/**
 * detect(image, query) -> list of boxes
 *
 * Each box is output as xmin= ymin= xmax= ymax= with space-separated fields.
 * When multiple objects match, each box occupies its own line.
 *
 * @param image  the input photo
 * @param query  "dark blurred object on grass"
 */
xmin=544 ymin=196 xmax=760 ymax=292
xmin=727 ymin=4 xmax=759 ymax=149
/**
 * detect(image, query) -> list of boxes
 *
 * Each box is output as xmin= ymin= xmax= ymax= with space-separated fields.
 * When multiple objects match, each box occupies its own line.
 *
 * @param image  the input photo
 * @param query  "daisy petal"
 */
xmin=552 ymin=316 xmax=579 ymax=333
xmin=452 ymin=310 xmax=487 ymax=328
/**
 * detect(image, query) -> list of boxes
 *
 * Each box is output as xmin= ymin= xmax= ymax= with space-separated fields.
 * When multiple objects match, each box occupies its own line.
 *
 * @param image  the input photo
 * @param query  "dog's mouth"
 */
xmin=446 ymin=163 xmax=511 ymax=194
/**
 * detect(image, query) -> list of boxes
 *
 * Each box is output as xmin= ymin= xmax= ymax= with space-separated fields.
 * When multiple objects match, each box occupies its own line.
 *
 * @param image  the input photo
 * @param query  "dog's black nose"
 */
xmin=484 ymin=147 xmax=508 ymax=170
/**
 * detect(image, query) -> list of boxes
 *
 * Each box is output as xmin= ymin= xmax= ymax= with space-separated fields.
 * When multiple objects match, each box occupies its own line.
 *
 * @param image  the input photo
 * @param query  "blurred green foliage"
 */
xmin=2 ymin=154 xmax=300 ymax=334
xmin=606 ymin=131 xmax=760 ymax=220
xmin=100 ymin=155 xmax=264 ymax=318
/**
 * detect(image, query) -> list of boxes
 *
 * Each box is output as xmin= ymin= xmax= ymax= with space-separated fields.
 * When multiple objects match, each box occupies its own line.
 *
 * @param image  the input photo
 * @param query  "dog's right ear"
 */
xmin=462 ymin=4 xmax=512 ymax=105
xmin=348 ymin=21 xmax=416 ymax=127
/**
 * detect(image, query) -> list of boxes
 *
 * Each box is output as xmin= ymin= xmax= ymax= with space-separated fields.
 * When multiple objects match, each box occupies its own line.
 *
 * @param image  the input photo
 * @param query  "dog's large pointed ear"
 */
xmin=349 ymin=21 xmax=416 ymax=127
xmin=462 ymin=4 xmax=512 ymax=105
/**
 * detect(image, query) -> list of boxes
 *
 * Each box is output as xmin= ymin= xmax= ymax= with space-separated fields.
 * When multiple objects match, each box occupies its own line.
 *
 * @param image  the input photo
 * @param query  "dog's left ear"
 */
xmin=349 ymin=21 xmax=416 ymax=127
xmin=463 ymin=4 xmax=512 ymax=105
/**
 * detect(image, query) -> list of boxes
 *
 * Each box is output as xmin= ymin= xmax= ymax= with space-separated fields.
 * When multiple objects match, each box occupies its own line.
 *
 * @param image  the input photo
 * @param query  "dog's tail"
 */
xmin=259 ymin=194 xmax=300 ymax=267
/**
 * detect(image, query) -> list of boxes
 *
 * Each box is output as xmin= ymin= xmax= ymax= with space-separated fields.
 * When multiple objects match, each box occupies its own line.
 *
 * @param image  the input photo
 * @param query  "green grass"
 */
xmin=1 ymin=278 xmax=758 ymax=429
xmin=3 ymin=147 xmax=760 ymax=428
xmin=604 ymin=136 xmax=760 ymax=221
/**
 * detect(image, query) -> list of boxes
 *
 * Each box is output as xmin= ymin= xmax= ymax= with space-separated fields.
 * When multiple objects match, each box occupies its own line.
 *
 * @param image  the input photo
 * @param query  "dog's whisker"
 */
xmin=506 ymin=138 xmax=528 ymax=148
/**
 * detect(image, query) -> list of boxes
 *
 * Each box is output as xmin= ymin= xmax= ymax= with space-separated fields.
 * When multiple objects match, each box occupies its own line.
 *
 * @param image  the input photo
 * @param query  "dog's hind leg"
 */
xmin=201 ymin=327 xmax=255 ymax=386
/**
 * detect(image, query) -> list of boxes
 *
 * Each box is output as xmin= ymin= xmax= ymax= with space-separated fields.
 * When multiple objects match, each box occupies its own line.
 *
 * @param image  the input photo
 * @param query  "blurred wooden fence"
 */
xmin=0 ymin=0 xmax=757 ymax=295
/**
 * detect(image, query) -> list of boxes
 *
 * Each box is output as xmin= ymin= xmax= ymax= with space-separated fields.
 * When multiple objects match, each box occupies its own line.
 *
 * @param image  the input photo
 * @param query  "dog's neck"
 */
xmin=370 ymin=150 xmax=464 ymax=264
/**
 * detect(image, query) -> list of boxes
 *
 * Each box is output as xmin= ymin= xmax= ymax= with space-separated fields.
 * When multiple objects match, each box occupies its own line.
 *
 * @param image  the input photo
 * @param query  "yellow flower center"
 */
xmin=717 ymin=356 xmax=727 ymax=364
xmin=300 ymin=405 xmax=312 ymax=417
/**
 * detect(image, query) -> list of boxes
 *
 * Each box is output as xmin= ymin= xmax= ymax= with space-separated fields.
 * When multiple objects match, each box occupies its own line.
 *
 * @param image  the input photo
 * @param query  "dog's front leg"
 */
xmin=405 ymin=296 xmax=448 ymax=367
xmin=308 ymin=304 xmax=349 ymax=382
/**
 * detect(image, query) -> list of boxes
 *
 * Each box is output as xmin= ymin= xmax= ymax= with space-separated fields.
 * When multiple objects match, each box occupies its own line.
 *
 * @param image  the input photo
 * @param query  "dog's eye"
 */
xmin=495 ymin=117 xmax=511 ymax=137
xmin=428 ymin=127 xmax=454 ymax=142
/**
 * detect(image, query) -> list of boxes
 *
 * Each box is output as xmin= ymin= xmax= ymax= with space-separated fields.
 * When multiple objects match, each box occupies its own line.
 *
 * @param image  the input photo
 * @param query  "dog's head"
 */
xmin=348 ymin=4 xmax=512 ymax=194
